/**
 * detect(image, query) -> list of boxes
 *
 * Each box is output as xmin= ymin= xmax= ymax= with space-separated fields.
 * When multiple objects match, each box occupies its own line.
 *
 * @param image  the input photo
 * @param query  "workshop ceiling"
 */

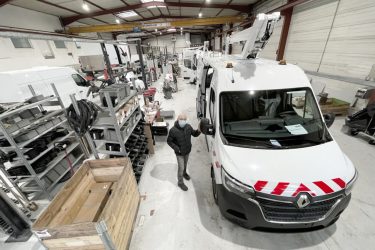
xmin=8 ymin=0 xmax=257 ymax=25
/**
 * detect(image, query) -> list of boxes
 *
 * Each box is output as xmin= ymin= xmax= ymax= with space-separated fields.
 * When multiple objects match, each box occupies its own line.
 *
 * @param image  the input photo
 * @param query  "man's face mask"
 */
xmin=178 ymin=120 xmax=187 ymax=128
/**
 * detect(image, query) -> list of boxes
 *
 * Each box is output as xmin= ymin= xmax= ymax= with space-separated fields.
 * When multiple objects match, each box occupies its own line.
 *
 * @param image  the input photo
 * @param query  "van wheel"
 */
xmin=211 ymin=167 xmax=218 ymax=205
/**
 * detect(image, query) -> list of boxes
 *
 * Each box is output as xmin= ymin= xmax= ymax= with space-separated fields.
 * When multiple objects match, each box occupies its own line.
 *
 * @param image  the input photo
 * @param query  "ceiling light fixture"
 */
xmin=199 ymin=12 xmax=202 ymax=17
xmin=117 ymin=11 xmax=138 ymax=18
xmin=116 ymin=18 xmax=120 ymax=24
xmin=159 ymin=32 xmax=162 ymax=35
xmin=82 ymin=1 xmax=90 ymax=12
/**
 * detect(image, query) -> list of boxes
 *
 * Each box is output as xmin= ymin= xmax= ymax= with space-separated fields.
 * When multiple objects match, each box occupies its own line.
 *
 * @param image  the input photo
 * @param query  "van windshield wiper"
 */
xmin=224 ymin=134 xmax=286 ymax=149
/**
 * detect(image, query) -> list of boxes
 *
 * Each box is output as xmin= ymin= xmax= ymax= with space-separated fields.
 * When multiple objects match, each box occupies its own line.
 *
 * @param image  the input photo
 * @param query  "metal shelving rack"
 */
xmin=83 ymin=88 xmax=143 ymax=158
xmin=0 ymin=83 xmax=87 ymax=201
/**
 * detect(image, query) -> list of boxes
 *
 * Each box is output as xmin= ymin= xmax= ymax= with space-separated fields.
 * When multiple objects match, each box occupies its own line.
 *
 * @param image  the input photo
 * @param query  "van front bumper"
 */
xmin=217 ymin=184 xmax=351 ymax=229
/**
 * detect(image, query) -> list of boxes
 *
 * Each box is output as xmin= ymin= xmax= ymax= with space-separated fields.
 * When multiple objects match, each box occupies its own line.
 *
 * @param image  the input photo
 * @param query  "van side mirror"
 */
xmin=200 ymin=118 xmax=214 ymax=135
xmin=323 ymin=113 xmax=335 ymax=128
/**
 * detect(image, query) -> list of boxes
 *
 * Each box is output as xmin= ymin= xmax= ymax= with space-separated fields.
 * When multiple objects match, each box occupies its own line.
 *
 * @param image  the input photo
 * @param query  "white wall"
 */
xmin=0 ymin=5 xmax=62 ymax=31
xmin=143 ymin=33 xmax=190 ymax=54
xmin=0 ymin=5 xmax=119 ymax=72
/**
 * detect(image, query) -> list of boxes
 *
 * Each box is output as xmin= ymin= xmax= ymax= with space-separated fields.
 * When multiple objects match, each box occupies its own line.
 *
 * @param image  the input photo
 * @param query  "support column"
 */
xmin=136 ymin=40 xmax=148 ymax=89
xmin=276 ymin=4 xmax=293 ymax=61
xmin=100 ymin=43 xmax=114 ymax=80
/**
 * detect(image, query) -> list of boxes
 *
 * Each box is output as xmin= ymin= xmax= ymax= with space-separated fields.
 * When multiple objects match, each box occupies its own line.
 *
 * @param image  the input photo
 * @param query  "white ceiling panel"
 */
xmin=59 ymin=1 xmax=101 ymax=12
xmin=159 ymin=7 xmax=170 ymax=15
xmin=125 ymin=0 xmax=142 ymax=4
xmin=11 ymin=0 xmax=77 ymax=17
xmin=231 ymin=0 xmax=258 ymax=4
xmin=201 ymin=8 xmax=222 ymax=16
xmin=90 ymin=0 xmax=125 ymax=9
xmin=169 ymin=9 xmax=180 ymax=15
xmin=139 ymin=11 xmax=154 ymax=18
xmin=218 ymin=9 xmax=239 ymax=16
xmin=79 ymin=18 xmax=107 ymax=25
xmin=149 ymin=8 xmax=161 ymax=16
xmin=96 ymin=14 xmax=118 ymax=23
xmin=180 ymin=7 xmax=200 ymax=15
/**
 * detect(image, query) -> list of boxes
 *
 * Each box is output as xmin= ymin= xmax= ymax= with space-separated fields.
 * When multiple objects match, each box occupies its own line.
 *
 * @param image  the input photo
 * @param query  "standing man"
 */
xmin=167 ymin=113 xmax=201 ymax=191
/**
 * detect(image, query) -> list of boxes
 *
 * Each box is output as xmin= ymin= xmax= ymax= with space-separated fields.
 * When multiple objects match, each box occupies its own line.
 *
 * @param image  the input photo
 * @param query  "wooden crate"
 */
xmin=33 ymin=158 xmax=140 ymax=250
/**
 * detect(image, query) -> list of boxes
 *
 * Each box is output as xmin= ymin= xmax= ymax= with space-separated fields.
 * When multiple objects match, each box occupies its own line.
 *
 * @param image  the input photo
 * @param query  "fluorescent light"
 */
xmin=180 ymin=27 xmax=183 ymax=30
xmin=167 ymin=28 xmax=176 ymax=32
xmin=117 ymin=11 xmax=138 ymax=18
xmin=116 ymin=18 xmax=120 ymax=24
xmin=159 ymin=32 xmax=162 ymax=35
xmin=199 ymin=12 xmax=202 ymax=17
xmin=82 ymin=1 xmax=89 ymax=12
xmin=147 ymin=5 xmax=166 ymax=8
xmin=155 ymin=29 xmax=158 ymax=32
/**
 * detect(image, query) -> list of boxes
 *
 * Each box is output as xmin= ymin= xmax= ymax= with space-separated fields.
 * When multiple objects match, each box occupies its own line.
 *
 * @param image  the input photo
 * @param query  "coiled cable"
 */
xmin=66 ymin=99 xmax=100 ymax=136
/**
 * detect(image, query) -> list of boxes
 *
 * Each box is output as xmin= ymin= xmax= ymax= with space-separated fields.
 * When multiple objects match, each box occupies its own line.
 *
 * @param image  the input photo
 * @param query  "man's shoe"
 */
xmin=183 ymin=173 xmax=191 ymax=181
xmin=178 ymin=183 xmax=188 ymax=191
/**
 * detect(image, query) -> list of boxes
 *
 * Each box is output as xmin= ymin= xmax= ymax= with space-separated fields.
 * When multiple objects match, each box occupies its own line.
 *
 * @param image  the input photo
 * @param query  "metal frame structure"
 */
xmin=0 ymin=83 xmax=86 ymax=201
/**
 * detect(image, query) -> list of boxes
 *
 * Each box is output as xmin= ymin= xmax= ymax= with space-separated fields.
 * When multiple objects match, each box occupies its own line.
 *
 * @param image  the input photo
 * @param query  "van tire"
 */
xmin=211 ymin=167 xmax=218 ymax=205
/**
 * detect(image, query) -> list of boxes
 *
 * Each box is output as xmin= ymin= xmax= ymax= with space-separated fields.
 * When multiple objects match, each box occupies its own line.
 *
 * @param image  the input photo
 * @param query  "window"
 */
xmin=220 ymin=88 xmax=332 ymax=149
xmin=72 ymin=74 xmax=88 ymax=87
xmin=38 ymin=40 xmax=55 ymax=59
xmin=53 ymin=40 xmax=66 ymax=49
xmin=11 ymin=38 xmax=32 ymax=48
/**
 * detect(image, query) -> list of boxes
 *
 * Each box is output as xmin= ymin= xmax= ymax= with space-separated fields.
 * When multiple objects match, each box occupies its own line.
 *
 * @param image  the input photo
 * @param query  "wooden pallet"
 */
xmin=320 ymin=98 xmax=350 ymax=116
xmin=32 ymin=158 xmax=140 ymax=250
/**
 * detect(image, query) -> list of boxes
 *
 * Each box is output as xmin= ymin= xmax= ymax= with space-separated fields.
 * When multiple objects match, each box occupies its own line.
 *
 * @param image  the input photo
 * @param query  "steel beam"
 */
xmin=276 ymin=7 xmax=293 ymax=61
xmin=268 ymin=0 xmax=312 ymax=13
xmin=67 ymin=15 xmax=246 ymax=34
xmin=62 ymin=2 xmax=250 ymax=25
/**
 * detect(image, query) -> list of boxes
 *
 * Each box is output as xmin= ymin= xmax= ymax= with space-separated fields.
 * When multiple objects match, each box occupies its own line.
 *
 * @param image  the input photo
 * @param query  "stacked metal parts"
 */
xmin=0 ymin=84 xmax=86 ymax=201
xmin=89 ymin=84 xmax=141 ymax=154
xmin=0 ymin=176 xmax=32 ymax=242
xmin=124 ymin=119 xmax=148 ymax=183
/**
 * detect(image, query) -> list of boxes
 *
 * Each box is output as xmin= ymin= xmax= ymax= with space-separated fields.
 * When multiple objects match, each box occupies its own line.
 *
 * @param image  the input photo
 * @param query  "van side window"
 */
xmin=209 ymin=88 xmax=216 ymax=124
xmin=72 ymin=74 xmax=88 ymax=87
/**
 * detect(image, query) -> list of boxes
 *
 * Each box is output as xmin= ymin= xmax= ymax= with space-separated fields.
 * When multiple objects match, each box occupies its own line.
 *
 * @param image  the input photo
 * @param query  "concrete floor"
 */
xmin=1 ymin=78 xmax=374 ymax=250
xmin=130 ymin=79 xmax=375 ymax=250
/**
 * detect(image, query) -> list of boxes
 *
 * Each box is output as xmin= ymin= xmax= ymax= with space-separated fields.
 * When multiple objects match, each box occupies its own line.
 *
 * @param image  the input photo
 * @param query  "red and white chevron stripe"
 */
xmin=253 ymin=178 xmax=346 ymax=197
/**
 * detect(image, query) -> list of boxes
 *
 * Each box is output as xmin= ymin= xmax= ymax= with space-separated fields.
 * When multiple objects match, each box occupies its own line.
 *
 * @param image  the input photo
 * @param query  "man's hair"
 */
xmin=177 ymin=113 xmax=187 ymax=120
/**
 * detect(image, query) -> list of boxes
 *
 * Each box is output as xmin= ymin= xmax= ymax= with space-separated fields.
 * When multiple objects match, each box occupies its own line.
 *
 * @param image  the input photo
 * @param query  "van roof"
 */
xmin=0 ymin=66 xmax=75 ymax=75
xmin=204 ymin=57 xmax=311 ymax=93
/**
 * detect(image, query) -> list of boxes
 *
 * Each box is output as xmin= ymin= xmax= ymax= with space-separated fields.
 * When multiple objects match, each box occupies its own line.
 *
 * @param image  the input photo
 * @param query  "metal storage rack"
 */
xmin=0 ymin=84 xmax=86 ymax=201
xmin=84 ymin=86 xmax=143 ymax=158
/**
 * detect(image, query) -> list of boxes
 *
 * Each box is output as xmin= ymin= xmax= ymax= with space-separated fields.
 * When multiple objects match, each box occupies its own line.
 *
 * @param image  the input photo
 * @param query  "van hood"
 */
xmin=219 ymin=141 xmax=355 ymax=197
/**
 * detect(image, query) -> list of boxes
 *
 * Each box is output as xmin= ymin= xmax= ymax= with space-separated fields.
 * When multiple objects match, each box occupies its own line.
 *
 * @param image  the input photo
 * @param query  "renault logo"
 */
xmin=296 ymin=194 xmax=310 ymax=208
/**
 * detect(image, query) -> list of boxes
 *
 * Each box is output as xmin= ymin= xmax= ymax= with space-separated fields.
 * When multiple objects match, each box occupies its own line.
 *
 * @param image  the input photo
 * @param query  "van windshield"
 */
xmin=220 ymin=88 xmax=332 ymax=149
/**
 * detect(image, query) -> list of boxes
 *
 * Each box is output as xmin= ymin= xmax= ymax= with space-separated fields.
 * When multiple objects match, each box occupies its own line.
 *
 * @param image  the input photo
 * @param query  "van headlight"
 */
xmin=221 ymin=168 xmax=255 ymax=199
xmin=345 ymin=169 xmax=358 ymax=195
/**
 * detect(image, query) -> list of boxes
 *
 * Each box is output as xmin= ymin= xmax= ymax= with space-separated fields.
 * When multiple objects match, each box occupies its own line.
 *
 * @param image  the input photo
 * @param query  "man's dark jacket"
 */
xmin=167 ymin=121 xmax=200 ymax=155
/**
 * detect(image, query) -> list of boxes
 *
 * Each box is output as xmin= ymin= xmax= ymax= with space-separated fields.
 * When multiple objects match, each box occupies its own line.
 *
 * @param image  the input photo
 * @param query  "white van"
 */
xmin=0 ymin=66 xmax=90 ymax=106
xmin=197 ymin=13 xmax=357 ymax=229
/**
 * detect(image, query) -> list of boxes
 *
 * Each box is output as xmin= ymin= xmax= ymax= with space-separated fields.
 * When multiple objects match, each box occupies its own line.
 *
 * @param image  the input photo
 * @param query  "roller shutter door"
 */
xmin=284 ymin=0 xmax=339 ymax=72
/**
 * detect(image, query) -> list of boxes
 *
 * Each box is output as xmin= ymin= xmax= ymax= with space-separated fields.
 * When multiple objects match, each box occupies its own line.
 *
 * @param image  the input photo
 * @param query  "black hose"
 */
xmin=67 ymin=100 xmax=100 ymax=136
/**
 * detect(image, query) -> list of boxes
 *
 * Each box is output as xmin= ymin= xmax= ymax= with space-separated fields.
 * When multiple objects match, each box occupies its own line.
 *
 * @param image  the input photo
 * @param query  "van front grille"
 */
xmin=256 ymin=196 xmax=341 ymax=222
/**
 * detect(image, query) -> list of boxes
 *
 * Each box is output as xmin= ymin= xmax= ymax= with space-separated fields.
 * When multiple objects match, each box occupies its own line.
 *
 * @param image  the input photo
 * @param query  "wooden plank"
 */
xmin=85 ymin=158 xmax=129 ymax=169
xmin=43 ymin=235 xmax=104 ymax=250
xmin=91 ymin=166 xmax=124 ymax=182
xmin=48 ymin=171 xmax=96 ymax=227
xmin=73 ymin=182 xmax=113 ymax=223
xmin=34 ymin=222 xmax=97 ymax=240
xmin=33 ymin=163 xmax=90 ymax=229
xmin=100 ymin=161 xmax=139 ymax=249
